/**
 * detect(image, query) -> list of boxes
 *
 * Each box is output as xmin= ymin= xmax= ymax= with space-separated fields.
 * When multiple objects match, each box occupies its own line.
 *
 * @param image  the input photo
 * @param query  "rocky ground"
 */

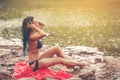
xmin=0 ymin=37 xmax=120 ymax=80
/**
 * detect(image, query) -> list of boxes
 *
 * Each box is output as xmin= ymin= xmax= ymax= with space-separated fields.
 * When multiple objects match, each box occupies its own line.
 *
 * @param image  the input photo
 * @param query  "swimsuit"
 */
xmin=36 ymin=40 xmax=43 ymax=49
xmin=29 ymin=40 xmax=43 ymax=72
xmin=29 ymin=58 xmax=41 ymax=72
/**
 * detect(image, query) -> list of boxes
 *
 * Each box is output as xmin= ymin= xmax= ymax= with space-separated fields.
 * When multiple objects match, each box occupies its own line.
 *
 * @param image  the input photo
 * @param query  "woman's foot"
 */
xmin=72 ymin=61 xmax=89 ymax=72
xmin=66 ymin=61 xmax=89 ymax=71
xmin=78 ymin=61 xmax=89 ymax=69
xmin=66 ymin=66 xmax=80 ymax=72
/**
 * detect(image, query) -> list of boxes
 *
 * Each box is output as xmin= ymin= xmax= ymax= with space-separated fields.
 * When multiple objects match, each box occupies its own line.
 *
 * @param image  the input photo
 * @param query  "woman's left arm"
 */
xmin=34 ymin=21 xmax=45 ymax=29
xmin=38 ymin=21 xmax=45 ymax=29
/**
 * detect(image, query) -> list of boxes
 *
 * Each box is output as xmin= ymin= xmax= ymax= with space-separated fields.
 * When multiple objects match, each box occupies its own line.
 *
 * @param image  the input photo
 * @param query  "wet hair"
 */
xmin=22 ymin=16 xmax=34 ymax=56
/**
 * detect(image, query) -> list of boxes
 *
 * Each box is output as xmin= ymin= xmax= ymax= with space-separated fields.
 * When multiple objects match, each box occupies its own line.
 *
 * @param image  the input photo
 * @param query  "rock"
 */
xmin=0 ymin=49 xmax=11 ymax=58
xmin=65 ymin=46 xmax=99 ymax=55
xmin=0 ymin=37 xmax=22 ymax=46
xmin=18 ymin=77 xmax=36 ymax=80
xmin=11 ymin=38 xmax=22 ymax=46
xmin=0 ymin=38 xmax=120 ymax=80
xmin=5 ymin=62 xmax=15 ymax=67
xmin=43 ymin=78 xmax=57 ymax=80
xmin=78 ymin=69 xmax=96 ymax=80
xmin=8 ymin=66 xmax=15 ymax=72
xmin=68 ymin=77 xmax=82 ymax=80
xmin=96 ymin=51 xmax=104 ymax=55
xmin=116 ymin=77 xmax=120 ymax=80
xmin=88 ymin=55 xmax=104 ymax=64
xmin=0 ymin=68 xmax=12 ymax=80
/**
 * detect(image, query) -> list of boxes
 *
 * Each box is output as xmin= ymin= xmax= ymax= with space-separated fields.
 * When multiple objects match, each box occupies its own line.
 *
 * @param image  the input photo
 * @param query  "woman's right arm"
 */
xmin=29 ymin=24 xmax=46 ymax=41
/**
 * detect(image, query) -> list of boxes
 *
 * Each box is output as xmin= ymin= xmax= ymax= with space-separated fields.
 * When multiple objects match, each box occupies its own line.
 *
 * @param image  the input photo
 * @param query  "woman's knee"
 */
xmin=51 ymin=57 xmax=64 ymax=63
xmin=53 ymin=46 xmax=61 ymax=52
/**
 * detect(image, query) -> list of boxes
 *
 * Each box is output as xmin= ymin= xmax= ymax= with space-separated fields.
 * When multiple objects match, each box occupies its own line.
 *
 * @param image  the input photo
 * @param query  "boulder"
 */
xmin=0 ymin=38 xmax=120 ymax=80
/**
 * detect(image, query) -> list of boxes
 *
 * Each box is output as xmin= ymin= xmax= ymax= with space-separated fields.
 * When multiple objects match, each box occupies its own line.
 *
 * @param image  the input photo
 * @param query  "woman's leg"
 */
xmin=40 ymin=46 xmax=65 ymax=58
xmin=37 ymin=57 xmax=88 ymax=69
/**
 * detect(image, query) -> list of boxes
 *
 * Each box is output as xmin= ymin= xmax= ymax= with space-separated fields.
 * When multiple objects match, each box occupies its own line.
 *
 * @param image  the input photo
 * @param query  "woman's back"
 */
xmin=28 ymin=40 xmax=40 ymax=61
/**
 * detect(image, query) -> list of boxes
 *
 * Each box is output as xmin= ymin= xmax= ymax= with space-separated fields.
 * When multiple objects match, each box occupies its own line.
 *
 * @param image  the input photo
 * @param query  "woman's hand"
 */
xmin=33 ymin=21 xmax=45 ymax=29
xmin=28 ymin=23 xmax=36 ymax=29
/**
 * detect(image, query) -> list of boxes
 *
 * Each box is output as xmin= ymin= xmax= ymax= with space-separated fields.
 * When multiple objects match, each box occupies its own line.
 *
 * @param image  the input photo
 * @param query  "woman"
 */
xmin=22 ymin=16 xmax=89 ymax=72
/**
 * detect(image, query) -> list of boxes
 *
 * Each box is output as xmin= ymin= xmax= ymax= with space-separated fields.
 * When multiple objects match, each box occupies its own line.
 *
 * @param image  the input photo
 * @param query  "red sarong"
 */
xmin=13 ymin=61 xmax=72 ymax=80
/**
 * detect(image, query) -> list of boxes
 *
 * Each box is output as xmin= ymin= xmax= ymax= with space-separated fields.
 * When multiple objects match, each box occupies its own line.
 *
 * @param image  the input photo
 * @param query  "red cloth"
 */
xmin=13 ymin=61 xmax=72 ymax=80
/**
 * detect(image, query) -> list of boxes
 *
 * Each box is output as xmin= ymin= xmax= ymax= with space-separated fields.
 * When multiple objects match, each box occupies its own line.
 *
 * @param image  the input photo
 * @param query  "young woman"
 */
xmin=22 ymin=16 xmax=89 ymax=72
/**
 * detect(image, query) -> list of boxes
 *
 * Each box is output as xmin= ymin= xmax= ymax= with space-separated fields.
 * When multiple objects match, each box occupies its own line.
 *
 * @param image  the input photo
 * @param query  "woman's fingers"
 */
xmin=29 ymin=20 xmax=32 ymax=24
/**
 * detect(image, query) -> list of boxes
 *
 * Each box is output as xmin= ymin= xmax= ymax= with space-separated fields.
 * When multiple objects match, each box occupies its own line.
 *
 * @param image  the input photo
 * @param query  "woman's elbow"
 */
xmin=43 ymin=33 xmax=47 ymax=37
xmin=40 ymin=32 xmax=46 ymax=38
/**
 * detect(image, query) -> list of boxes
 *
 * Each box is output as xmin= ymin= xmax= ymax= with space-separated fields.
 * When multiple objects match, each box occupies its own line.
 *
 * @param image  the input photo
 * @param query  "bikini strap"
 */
xmin=29 ymin=58 xmax=41 ymax=72
xmin=29 ymin=61 xmax=35 ymax=66
xmin=33 ymin=60 xmax=39 ymax=72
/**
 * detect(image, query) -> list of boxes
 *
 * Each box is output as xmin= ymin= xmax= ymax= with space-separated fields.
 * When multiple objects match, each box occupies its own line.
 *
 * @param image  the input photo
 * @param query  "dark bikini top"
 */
xmin=36 ymin=40 xmax=43 ymax=49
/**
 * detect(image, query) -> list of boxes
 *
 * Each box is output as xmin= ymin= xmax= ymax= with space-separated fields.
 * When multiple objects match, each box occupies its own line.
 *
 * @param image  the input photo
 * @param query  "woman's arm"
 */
xmin=28 ymin=24 xmax=46 ymax=41
xmin=38 ymin=21 xmax=45 ymax=29
xmin=33 ymin=21 xmax=45 ymax=29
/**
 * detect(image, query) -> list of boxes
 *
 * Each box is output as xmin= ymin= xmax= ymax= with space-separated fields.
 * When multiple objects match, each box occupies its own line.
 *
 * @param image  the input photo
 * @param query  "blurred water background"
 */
xmin=0 ymin=0 xmax=120 ymax=56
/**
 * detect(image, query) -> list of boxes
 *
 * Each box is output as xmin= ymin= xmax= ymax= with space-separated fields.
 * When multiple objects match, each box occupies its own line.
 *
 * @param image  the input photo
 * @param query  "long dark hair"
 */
xmin=22 ymin=16 xmax=34 ymax=56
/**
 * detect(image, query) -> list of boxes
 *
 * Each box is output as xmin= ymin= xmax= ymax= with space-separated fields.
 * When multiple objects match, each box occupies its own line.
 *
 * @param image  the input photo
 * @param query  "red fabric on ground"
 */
xmin=13 ymin=61 xmax=72 ymax=80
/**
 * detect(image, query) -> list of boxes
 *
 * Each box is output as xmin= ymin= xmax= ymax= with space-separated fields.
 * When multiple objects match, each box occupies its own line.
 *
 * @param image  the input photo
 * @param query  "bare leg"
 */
xmin=35 ymin=57 xmax=88 ymax=69
xmin=40 ymin=46 xmax=65 ymax=58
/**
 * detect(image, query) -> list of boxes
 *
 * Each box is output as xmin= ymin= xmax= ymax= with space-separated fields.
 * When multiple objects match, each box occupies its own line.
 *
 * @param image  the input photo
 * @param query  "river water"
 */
xmin=0 ymin=7 xmax=120 ymax=28
xmin=0 ymin=7 xmax=120 ymax=56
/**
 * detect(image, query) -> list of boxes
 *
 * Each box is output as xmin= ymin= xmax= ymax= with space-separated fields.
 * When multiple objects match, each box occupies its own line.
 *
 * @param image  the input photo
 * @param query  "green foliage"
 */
xmin=0 ymin=25 xmax=120 ymax=56
xmin=0 ymin=0 xmax=54 ymax=19
xmin=0 ymin=0 xmax=23 ymax=19
xmin=0 ymin=0 xmax=120 ymax=56
xmin=1 ymin=27 xmax=21 ymax=39
xmin=43 ymin=26 xmax=120 ymax=56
